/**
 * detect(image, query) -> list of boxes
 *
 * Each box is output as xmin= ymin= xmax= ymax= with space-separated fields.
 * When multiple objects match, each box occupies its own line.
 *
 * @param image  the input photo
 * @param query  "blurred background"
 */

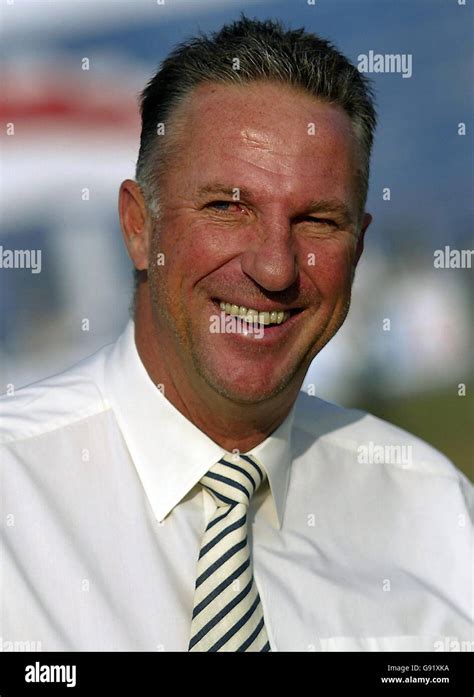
xmin=1 ymin=0 xmax=472 ymax=480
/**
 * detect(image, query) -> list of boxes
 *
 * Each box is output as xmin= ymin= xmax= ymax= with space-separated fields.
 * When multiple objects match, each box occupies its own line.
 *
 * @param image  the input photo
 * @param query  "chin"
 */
xmin=210 ymin=380 xmax=288 ymax=405
xmin=196 ymin=358 xmax=297 ymax=405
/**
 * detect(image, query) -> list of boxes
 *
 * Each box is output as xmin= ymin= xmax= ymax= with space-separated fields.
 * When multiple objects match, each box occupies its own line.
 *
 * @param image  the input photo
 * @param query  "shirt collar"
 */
xmin=104 ymin=319 xmax=295 ymax=530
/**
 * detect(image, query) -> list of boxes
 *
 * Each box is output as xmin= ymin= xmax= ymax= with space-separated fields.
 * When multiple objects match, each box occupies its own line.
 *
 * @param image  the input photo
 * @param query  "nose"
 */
xmin=240 ymin=218 xmax=298 ymax=292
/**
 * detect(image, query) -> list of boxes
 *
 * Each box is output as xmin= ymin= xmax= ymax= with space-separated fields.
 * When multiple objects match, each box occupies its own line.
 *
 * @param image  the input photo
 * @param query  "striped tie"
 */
xmin=188 ymin=453 xmax=271 ymax=652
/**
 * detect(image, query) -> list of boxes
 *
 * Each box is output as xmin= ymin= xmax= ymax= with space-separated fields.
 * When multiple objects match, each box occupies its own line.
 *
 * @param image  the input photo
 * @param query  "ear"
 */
xmin=118 ymin=180 xmax=152 ymax=271
xmin=354 ymin=212 xmax=372 ymax=267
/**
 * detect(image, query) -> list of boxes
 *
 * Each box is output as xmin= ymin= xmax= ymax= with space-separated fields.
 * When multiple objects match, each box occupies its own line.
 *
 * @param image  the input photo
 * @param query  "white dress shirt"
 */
xmin=1 ymin=320 xmax=472 ymax=652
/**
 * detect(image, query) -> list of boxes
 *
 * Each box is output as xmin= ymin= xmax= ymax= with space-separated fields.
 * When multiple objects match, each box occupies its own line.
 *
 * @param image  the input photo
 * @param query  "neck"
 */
xmin=133 ymin=287 xmax=301 ymax=452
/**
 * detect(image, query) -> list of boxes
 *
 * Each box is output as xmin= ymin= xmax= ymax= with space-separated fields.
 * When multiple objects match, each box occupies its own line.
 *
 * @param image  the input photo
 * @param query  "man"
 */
xmin=1 ymin=17 xmax=472 ymax=652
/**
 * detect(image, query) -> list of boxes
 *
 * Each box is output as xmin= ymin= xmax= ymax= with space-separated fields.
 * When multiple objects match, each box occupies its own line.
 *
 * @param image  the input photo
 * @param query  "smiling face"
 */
xmin=144 ymin=81 xmax=370 ymax=404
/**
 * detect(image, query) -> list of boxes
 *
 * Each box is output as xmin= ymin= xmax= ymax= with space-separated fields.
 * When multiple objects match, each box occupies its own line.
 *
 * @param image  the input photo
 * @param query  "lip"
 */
xmin=211 ymin=297 xmax=302 ymax=315
xmin=209 ymin=299 xmax=305 ymax=344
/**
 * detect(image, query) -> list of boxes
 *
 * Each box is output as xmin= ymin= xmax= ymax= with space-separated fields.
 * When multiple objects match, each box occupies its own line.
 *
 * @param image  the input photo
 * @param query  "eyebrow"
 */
xmin=196 ymin=183 xmax=255 ymax=200
xmin=305 ymin=199 xmax=355 ymax=227
xmin=196 ymin=183 xmax=355 ymax=227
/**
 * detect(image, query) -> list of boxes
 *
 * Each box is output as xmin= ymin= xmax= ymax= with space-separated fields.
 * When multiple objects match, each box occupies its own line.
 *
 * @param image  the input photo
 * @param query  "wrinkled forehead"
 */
xmin=163 ymin=81 xmax=360 ymax=211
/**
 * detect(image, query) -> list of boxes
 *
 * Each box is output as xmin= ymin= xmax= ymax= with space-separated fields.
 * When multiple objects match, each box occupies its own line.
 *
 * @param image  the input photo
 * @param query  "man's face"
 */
xmin=147 ymin=81 xmax=370 ymax=404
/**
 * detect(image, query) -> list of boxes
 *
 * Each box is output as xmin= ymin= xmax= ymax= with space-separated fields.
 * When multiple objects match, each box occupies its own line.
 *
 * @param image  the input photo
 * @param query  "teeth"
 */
xmin=243 ymin=309 xmax=258 ymax=324
xmin=218 ymin=300 xmax=290 ymax=325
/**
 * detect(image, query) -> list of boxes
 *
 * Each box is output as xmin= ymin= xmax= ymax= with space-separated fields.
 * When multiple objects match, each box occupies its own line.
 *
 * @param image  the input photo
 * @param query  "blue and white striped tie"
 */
xmin=188 ymin=453 xmax=271 ymax=652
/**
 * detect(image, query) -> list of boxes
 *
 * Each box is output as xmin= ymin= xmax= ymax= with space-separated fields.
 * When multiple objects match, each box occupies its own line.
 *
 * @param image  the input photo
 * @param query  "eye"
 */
xmin=207 ymin=200 xmax=242 ymax=213
xmin=304 ymin=217 xmax=337 ymax=227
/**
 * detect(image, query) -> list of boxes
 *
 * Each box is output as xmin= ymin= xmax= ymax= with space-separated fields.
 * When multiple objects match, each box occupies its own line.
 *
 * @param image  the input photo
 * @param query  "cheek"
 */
xmin=154 ymin=227 xmax=208 ymax=295
xmin=160 ymin=219 xmax=238 ymax=278
xmin=302 ymin=238 xmax=355 ymax=297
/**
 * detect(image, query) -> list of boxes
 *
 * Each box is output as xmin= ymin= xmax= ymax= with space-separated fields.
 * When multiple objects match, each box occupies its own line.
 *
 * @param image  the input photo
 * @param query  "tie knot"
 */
xmin=200 ymin=454 xmax=267 ymax=508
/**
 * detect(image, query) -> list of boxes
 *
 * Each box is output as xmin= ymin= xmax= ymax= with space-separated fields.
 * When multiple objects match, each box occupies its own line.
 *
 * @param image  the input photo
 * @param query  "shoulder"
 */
xmin=293 ymin=390 xmax=469 ymax=484
xmin=0 ymin=342 xmax=113 ymax=445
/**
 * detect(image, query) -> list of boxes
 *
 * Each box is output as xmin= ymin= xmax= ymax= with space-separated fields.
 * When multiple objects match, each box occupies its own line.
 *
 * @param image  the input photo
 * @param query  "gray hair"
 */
xmin=133 ymin=15 xmax=377 ymax=288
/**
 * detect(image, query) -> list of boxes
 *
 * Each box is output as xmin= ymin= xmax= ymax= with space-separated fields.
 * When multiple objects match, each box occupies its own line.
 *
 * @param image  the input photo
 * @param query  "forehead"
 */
xmin=166 ymin=81 xmax=359 ymax=207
